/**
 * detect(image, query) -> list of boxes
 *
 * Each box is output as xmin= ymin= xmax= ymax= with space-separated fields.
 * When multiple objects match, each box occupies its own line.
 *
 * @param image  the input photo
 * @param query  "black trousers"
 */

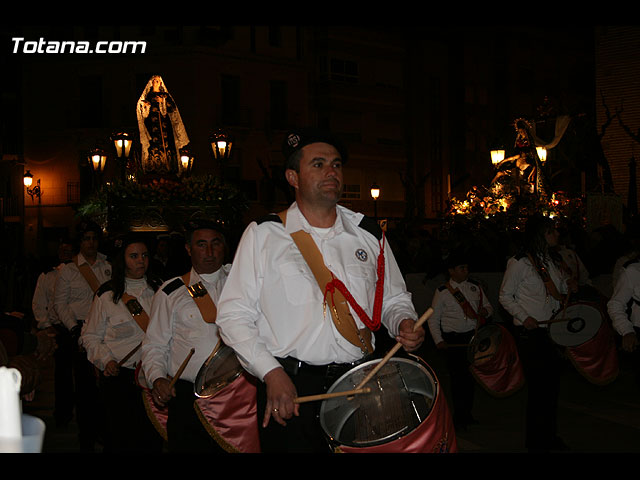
xmin=515 ymin=326 xmax=564 ymax=451
xmin=99 ymin=368 xmax=164 ymax=453
xmin=441 ymin=330 xmax=476 ymax=425
xmin=256 ymin=357 xmax=365 ymax=453
xmin=52 ymin=325 xmax=74 ymax=426
xmin=166 ymin=379 xmax=228 ymax=453
xmin=72 ymin=346 xmax=105 ymax=451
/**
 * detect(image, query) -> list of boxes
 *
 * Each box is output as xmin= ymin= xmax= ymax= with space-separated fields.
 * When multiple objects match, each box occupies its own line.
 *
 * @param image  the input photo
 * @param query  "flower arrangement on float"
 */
xmin=78 ymin=174 xmax=248 ymax=233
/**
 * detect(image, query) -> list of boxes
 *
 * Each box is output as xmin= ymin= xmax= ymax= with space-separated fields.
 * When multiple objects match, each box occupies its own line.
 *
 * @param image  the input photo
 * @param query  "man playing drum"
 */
xmin=140 ymin=219 xmax=231 ymax=453
xmin=216 ymin=127 xmax=425 ymax=453
xmin=427 ymin=252 xmax=493 ymax=430
xmin=608 ymin=256 xmax=640 ymax=386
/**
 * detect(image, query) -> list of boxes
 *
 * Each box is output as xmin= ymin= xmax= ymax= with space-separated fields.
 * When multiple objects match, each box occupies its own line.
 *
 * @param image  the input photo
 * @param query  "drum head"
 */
xmin=549 ymin=303 xmax=602 ymax=347
xmin=193 ymin=343 xmax=244 ymax=398
xmin=467 ymin=324 xmax=502 ymax=365
xmin=319 ymin=357 xmax=437 ymax=448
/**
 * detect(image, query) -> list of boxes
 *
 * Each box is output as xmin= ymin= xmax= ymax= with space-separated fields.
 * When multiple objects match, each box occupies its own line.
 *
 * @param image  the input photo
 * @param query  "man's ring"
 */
xmin=273 ymin=408 xmax=279 ymax=413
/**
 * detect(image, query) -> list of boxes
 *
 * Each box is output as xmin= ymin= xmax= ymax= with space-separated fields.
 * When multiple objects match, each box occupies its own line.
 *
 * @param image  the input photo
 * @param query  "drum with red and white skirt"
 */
xmin=319 ymin=355 xmax=457 ymax=453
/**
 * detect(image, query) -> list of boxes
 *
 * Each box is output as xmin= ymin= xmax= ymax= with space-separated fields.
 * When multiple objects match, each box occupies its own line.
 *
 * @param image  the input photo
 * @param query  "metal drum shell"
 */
xmin=319 ymin=356 xmax=438 ymax=449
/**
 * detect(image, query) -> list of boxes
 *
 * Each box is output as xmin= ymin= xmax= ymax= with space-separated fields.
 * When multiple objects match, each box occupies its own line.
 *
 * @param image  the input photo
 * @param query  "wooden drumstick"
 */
xmin=118 ymin=342 xmax=142 ymax=367
xmin=294 ymin=387 xmax=371 ymax=404
xmin=168 ymin=347 xmax=196 ymax=389
xmin=353 ymin=307 xmax=433 ymax=391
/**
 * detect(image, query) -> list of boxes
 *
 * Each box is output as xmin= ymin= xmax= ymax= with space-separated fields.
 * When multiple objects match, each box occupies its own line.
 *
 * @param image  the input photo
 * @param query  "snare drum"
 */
xmin=319 ymin=356 xmax=456 ymax=453
xmin=549 ymin=302 xmax=602 ymax=347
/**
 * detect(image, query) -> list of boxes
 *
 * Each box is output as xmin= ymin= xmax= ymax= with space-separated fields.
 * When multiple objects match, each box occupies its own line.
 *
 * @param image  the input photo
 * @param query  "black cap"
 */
xmin=282 ymin=127 xmax=348 ymax=167
xmin=445 ymin=250 xmax=469 ymax=269
xmin=76 ymin=219 xmax=102 ymax=237
xmin=183 ymin=217 xmax=226 ymax=236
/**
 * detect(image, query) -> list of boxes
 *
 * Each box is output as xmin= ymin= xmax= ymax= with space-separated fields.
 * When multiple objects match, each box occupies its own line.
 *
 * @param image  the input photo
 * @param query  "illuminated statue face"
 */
xmin=151 ymin=76 xmax=162 ymax=92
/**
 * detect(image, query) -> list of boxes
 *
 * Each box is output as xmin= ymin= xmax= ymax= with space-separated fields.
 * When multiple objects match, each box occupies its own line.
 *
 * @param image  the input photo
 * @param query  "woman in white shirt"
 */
xmin=82 ymin=235 xmax=164 ymax=452
xmin=499 ymin=215 xmax=573 ymax=453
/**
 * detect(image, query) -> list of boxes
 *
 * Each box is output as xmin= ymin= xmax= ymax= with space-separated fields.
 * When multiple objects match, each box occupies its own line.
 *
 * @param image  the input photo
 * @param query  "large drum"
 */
xmin=467 ymin=324 xmax=525 ymax=397
xmin=548 ymin=302 xmax=603 ymax=347
xmin=193 ymin=342 xmax=261 ymax=453
xmin=319 ymin=356 xmax=456 ymax=453
xmin=549 ymin=302 xmax=619 ymax=385
xmin=134 ymin=363 xmax=168 ymax=442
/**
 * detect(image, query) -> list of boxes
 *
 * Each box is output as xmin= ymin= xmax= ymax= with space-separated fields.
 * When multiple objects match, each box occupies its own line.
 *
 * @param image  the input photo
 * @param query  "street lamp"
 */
xmin=209 ymin=128 xmax=233 ymax=161
xmin=491 ymin=149 xmax=505 ymax=165
xmin=536 ymin=146 xmax=547 ymax=164
xmin=111 ymin=131 xmax=133 ymax=181
xmin=23 ymin=170 xmax=41 ymax=201
xmin=179 ymin=147 xmax=194 ymax=176
xmin=370 ymin=182 xmax=380 ymax=220
xmin=89 ymin=148 xmax=107 ymax=172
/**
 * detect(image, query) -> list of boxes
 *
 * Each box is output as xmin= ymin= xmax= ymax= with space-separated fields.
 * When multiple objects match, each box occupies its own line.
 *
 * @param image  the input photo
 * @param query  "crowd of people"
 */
xmin=1 ymin=126 xmax=639 ymax=454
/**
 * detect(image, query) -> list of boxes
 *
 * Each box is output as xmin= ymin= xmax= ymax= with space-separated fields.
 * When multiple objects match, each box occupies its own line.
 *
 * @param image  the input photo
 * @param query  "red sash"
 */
xmin=470 ymin=325 xmax=526 ymax=397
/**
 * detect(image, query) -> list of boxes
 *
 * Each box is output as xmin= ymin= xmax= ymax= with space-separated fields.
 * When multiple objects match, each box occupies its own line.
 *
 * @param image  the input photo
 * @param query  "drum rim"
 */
xmin=193 ymin=343 xmax=243 ymax=398
xmin=468 ymin=323 xmax=502 ymax=364
xmin=549 ymin=302 xmax=603 ymax=347
xmin=319 ymin=356 xmax=439 ymax=448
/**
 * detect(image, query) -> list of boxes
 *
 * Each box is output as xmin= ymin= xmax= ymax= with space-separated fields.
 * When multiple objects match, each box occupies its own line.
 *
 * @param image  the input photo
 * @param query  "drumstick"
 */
xmin=353 ymin=308 xmax=433 ymax=392
xmin=168 ymin=348 xmax=196 ymax=389
xmin=118 ymin=342 xmax=142 ymax=367
xmin=294 ymin=387 xmax=371 ymax=404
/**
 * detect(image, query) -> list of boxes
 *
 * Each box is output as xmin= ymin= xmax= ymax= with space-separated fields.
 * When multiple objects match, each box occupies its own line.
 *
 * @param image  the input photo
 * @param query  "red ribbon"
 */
xmin=323 ymin=235 xmax=386 ymax=332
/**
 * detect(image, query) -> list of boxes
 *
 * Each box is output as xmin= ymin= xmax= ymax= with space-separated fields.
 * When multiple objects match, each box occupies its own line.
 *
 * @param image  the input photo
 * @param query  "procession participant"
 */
xmin=428 ymin=251 xmax=493 ymax=430
xmin=81 ymin=234 xmax=163 ymax=452
xmin=53 ymin=220 xmax=111 ymax=451
xmin=31 ymin=238 xmax=74 ymax=426
xmin=216 ymin=127 xmax=425 ymax=453
xmin=607 ymin=256 xmax=640 ymax=386
xmin=140 ymin=218 xmax=231 ymax=453
xmin=499 ymin=215 xmax=574 ymax=452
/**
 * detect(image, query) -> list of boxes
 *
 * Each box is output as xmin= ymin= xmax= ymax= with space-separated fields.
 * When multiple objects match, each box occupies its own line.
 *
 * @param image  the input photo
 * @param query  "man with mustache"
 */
xmin=141 ymin=219 xmax=230 ymax=453
xmin=216 ymin=127 xmax=424 ymax=452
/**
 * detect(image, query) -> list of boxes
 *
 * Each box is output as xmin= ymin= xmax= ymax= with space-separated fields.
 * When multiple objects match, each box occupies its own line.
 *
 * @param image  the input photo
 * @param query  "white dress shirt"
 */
xmin=428 ymin=278 xmax=493 ymax=345
xmin=141 ymin=266 xmax=230 ymax=387
xmin=32 ymin=263 xmax=65 ymax=329
xmin=499 ymin=253 xmax=568 ymax=326
xmin=607 ymin=260 xmax=640 ymax=337
xmin=53 ymin=252 xmax=112 ymax=331
xmin=216 ymin=202 xmax=418 ymax=382
xmin=81 ymin=277 xmax=155 ymax=371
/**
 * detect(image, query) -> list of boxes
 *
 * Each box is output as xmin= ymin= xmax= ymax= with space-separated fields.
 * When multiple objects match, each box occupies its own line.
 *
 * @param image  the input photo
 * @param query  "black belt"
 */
xmin=276 ymin=354 xmax=374 ymax=379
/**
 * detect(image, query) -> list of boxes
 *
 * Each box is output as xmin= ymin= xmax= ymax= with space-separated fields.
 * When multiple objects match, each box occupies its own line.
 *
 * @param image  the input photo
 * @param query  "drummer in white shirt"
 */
xmin=216 ymin=127 xmax=424 ymax=453
xmin=81 ymin=234 xmax=164 ymax=452
xmin=141 ymin=218 xmax=231 ymax=453
xmin=428 ymin=251 xmax=493 ymax=430
xmin=499 ymin=215 xmax=575 ymax=452
xmin=53 ymin=220 xmax=111 ymax=451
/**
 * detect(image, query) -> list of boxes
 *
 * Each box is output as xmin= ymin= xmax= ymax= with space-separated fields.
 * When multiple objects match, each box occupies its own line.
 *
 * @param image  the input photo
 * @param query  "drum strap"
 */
xmin=121 ymin=293 xmax=150 ymax=332
xmin=445 ymin=282 xmax=486 ymax=328
xmin=277 ymin=211 xmax=374 ymax=355
xmin=73 ymin=255 xmax=101 ymax=293
xmin=180 ymin=273 xmax=217 ymax=324
xmin=527 ymin=254 xmax=565 ymax=302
